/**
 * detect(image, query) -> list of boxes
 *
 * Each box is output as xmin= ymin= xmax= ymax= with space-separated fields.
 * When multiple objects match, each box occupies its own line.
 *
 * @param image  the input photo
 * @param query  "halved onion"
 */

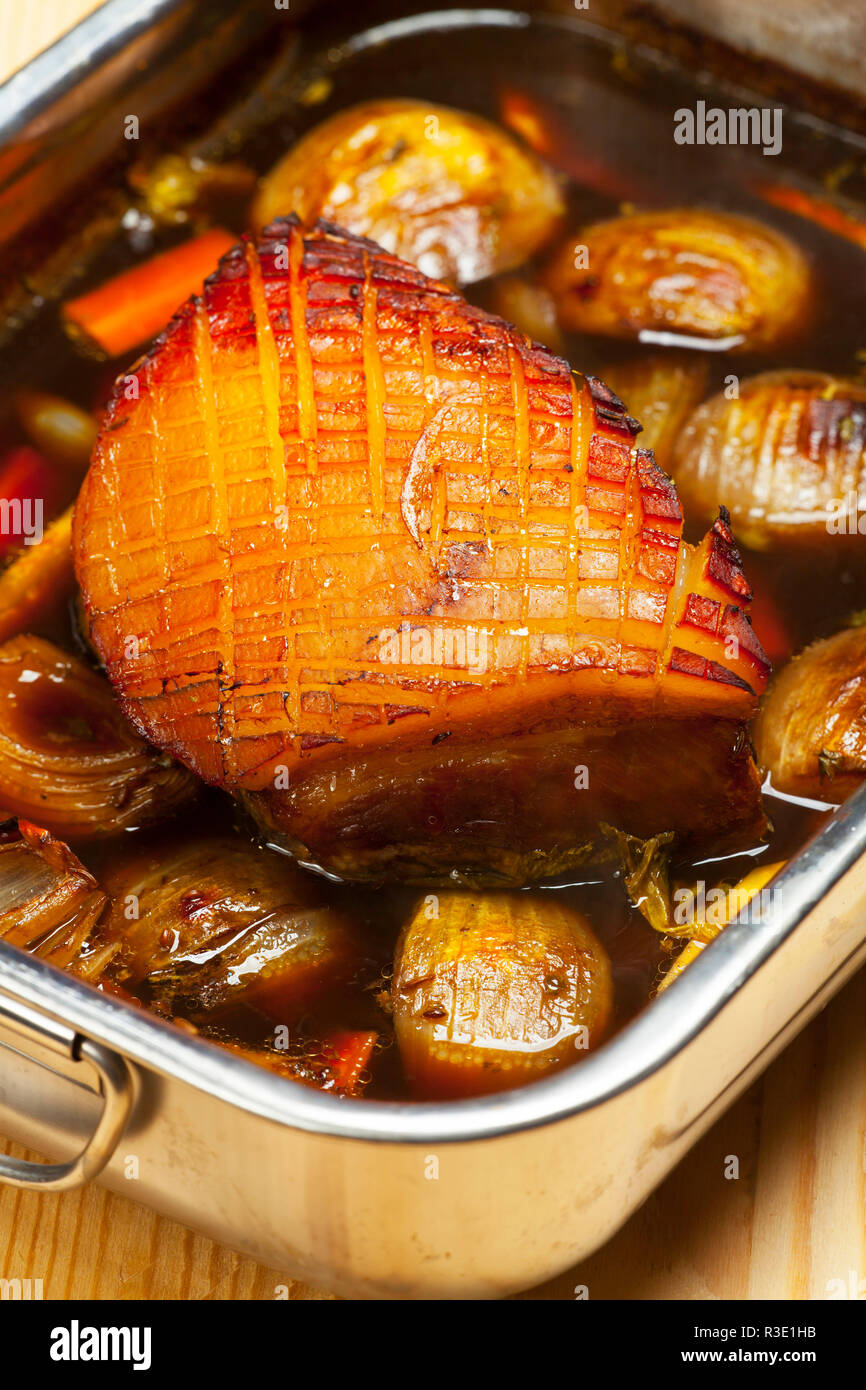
xmin=96 ymin=836 xmax=363 ymax=1021
xmin=544 ymin=209 xmax=811 ymax=351
xmin=672 ymin=370 xmax=866 ymax=550
xmin=252 ymin=98 xmax=565 ymax=284
xmin=392 ymin=892 xmax=612 ymax=1099
xmin=0 ymin=819 xmax=107 ymax=969
xmin=15 ymin=391 xmax=97 ymax=474
xmin=487 ymin=274 xmax=566 ymax=355
xmin=0 ymin=635 xmax=198 ymax=838
xmin=754 ymin=626 xmax=866 ymax=801
xmin=601 ymin=352 xmax=708 ymax=471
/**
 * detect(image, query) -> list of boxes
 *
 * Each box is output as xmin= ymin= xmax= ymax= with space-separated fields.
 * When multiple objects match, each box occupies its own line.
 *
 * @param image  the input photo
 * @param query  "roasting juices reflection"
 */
xmin=0 ymin=11 xmax=863 ymax=1100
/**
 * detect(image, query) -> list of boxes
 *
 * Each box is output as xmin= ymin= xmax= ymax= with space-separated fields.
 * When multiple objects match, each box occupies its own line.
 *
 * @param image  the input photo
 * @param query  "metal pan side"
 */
xmin=3 ymin=786 xmax=866 ymax=1296
xmin=3 ymin=780 xmax=866 ymax=1146
xmin=1 ymin=0 xmax=866 ymax=1294
xmin=1 ymin=0 xmax=865 ymax=1153
xmin=0 ymin=0 xmax=279 ymax=245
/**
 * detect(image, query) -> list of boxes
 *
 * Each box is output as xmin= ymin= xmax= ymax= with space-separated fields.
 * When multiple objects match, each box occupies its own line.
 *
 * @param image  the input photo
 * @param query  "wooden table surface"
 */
xmin=3 ymin=967 xmax=865 ymax=1301
xmin=2 ymin=0 xmax=865 ymax=1303
xmin=0 ymin=0 xmax=106 ymax=86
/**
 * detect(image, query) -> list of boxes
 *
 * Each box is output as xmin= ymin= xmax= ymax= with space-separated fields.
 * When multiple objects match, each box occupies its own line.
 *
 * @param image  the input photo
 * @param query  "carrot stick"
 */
xmin=323 ymin=1030 xmax=378 ymax=1095
xmin=752 ymin=181 xmax=866 ymax=254
xmin=656 ymin=938 xmax=705 ymax=994
xmin=62 ymin=227 xmax=237 ymax=359
xmin=0 ymin=505 xmax=74 ymax=643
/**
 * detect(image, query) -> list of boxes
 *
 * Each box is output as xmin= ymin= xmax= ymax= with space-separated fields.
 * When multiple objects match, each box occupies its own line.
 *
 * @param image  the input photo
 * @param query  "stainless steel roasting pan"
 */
xmin=1 ymin=0 xmax=866 ymax=1299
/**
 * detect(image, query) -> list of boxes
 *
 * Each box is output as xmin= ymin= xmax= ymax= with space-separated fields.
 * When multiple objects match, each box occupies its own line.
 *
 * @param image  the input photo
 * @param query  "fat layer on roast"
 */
xmin=73 ymin=217 xmax=770 ymax=882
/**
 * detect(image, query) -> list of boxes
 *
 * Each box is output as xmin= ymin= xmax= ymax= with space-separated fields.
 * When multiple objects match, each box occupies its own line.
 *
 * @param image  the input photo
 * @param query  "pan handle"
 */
xmin=0 ymin=990 xmax=133 ymax=1192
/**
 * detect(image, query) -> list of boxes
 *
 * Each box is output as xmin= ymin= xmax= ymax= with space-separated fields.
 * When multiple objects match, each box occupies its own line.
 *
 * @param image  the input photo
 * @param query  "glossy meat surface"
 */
xmin=74 ymin=218 xmax=769 ymax=880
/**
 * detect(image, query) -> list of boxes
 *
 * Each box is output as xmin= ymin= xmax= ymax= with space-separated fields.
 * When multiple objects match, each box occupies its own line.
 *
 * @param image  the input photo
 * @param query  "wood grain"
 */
xmin=0 ymin=0 xmax=106 ymax=87
xmin=526 ymin=967 xmax=866 ymax=1301
xmin=2 ymin=967 xmax=865 ymax=1300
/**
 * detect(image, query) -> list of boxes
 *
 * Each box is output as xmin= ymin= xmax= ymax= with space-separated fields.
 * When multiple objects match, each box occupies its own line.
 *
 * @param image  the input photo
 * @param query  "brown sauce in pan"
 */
xmin=4 ymin=6 xmax=864 ymax=1098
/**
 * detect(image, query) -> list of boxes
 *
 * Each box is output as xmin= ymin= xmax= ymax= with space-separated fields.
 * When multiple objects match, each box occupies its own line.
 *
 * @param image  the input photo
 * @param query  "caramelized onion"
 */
xmin=487 ymin=274 xmax=566 ymax=354
xmin=673 ymin=370 xmax=866 ymax=550
xmin=392 ymin=892 xmax=612 ymax=1098
xmin=0 ymin=819 xmax=106 ymax=968
xmin=252 ymin=99 xmax=565 ymax=284
xmin=544 ymin=209 xmax=811 ymax=352
xmin=15 ymin=391 xmax=97 ymax=474
xmin=755 ymin=626 xmax=866 ymax=801
xmin=0 ymin=635 xmax=198 ymax=839
xmin=95 ymin=836 xmax=363 ymax=1020
xmin=602 ymin=352 xmax=708 ymax=471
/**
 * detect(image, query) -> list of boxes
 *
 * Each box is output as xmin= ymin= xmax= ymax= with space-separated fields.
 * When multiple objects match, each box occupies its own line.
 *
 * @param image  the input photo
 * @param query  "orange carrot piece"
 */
xmin=0 ymin=505 xmax=74 ymax=643
xmin=62 ymin=228 xmax=237 ymax=359
xmin=753 ymin=181 xmax=866 ymax=254
xmin=323 ymin=1030 xmax=378 ymax=1095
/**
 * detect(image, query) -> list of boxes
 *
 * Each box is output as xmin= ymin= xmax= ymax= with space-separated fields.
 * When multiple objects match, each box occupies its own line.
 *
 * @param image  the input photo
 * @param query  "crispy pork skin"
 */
xmin=73 ymin=218 xmax=769 ymax=883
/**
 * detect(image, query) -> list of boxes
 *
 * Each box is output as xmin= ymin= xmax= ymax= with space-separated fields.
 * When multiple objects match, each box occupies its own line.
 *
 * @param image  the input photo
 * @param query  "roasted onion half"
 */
xmin=0 ymin=819 xmax=107 ymax=970
xmin=392 ymin=892 xmax=612 ymax=1098
xmin=0 ymin=635 xmax=198 ymax=839
xmin=754 ymin=626 xmax=866 ymax=802
xmin=602 ymin=352 xmax=708 ymax=472
xmin=487 ymin=273 xmax=566 ymax=355
xmin=673 ymin=370 xmax=866 ymax=550
xmin=544 ymin=209 xmax=811 ymax=351
xmin=95 ymin=836 xmax=364 ymax=1021
xmin=252 ymin=98 xmax=565 ymax=284
xmin=15 ymin=390 xmax=97 ymax=475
